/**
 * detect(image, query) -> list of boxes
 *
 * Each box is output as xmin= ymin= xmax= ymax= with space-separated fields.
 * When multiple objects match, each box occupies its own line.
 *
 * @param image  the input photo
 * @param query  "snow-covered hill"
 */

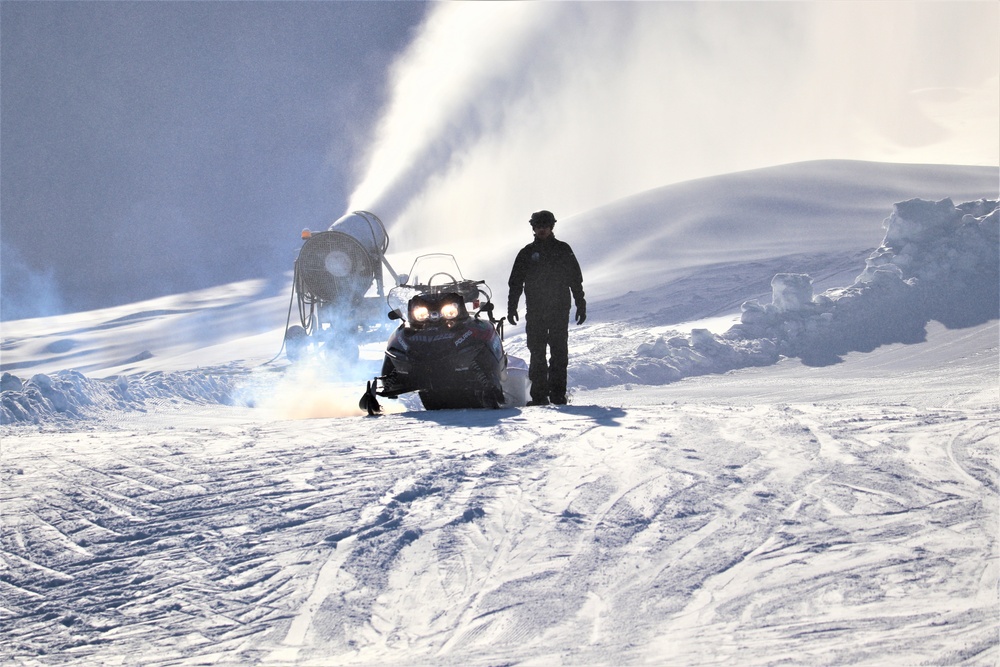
xmin=1 ymin=161 xmax=997 ymax=666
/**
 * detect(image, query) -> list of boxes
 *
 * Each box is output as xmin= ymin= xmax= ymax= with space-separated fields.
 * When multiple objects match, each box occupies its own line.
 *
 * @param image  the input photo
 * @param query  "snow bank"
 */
xmin=573 ymin=198 xmax=999 ymax=387
xmin=0 ymin=368 xmax=241 ymax=425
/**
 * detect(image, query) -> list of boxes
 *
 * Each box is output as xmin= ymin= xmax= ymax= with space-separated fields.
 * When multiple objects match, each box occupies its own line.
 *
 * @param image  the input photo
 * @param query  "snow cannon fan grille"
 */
xmin=296 ymin=230 xmax=376 ymax=304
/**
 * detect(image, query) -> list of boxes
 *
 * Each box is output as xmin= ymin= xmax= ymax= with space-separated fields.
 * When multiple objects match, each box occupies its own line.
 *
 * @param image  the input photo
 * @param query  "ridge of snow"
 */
xmin=545 ymin=197 xmax=999 ymax=390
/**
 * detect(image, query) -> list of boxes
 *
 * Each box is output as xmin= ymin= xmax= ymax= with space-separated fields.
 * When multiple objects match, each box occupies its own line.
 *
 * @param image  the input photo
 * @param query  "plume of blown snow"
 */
xmin=346 ymin=2 xmax=998 ymax=286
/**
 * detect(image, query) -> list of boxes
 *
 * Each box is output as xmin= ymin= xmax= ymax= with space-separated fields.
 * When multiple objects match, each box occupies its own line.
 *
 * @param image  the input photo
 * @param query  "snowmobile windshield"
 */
xmin=404 ymin=254 xmax=466 ymax=288
xmin=387 ymin=254 xmax=484 ymax=323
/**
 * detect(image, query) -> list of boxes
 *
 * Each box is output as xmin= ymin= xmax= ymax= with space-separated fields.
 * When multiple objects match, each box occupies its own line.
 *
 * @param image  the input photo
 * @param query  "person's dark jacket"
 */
xmin=508 ymin=235 xmax=585 ymax=318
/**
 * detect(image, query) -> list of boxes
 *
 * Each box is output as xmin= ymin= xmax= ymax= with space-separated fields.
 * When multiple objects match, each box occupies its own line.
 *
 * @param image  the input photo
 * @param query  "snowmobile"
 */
xmin=359 ymin=254 xmax=526 ymax=414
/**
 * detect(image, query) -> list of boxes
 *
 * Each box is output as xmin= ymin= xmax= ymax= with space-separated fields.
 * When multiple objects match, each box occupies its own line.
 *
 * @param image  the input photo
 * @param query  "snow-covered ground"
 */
xmin=1 ymin=161 xmax=998 ymax=666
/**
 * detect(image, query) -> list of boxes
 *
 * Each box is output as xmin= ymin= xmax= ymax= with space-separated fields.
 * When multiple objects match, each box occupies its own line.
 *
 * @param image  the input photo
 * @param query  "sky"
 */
xmin=1 ymin=1 xmax=428 ymax=319
xmin=2 ymin=1 xmax=998 ymax=321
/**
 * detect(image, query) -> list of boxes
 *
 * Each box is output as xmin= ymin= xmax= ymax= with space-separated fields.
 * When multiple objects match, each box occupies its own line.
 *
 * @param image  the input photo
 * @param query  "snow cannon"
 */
xmin=284 ymin=211 xmax=399 ymax=362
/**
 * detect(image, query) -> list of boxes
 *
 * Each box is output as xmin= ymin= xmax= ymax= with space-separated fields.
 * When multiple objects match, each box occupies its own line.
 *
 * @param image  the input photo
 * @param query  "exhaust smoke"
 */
xmin=240 ymin=356 xmax=406 ymax=420
xmin=254 ymin=363 xmax=366 ymax=419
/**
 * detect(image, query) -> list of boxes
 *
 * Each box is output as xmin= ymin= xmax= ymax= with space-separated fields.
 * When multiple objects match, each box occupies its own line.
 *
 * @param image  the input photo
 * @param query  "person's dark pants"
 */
xmin=525 ymin=312 xmax=569 ymax=402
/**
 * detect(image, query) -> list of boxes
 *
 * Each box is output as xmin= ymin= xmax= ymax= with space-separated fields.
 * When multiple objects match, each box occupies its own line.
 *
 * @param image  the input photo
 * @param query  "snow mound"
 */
xmin=572 ymin=198 xmax=998 ymax=387
xmin=1 ymin=368 xmax=243 ymax=425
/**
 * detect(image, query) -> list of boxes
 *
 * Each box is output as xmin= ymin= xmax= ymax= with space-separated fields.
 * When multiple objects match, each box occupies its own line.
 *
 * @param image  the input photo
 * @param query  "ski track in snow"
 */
xmin=2 ymin=395 xmax=996 ymax=666
xmin=1 ymin=185 xmax=998 ymax=665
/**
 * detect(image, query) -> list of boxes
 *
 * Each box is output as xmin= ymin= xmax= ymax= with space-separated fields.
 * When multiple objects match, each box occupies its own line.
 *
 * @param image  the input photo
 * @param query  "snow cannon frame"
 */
xmin=283 ymin=211 xmax=399 ymax=362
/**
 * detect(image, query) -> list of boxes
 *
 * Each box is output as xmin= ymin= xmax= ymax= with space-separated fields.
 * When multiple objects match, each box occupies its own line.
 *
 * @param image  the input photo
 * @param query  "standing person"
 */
xmin=507 ymin=210 xmax=586 ymax=406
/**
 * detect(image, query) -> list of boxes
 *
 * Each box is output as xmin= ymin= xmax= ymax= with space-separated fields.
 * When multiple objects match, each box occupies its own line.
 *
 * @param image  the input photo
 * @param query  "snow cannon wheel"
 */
xmin=359 ymin=380 xmax=382 ymax=416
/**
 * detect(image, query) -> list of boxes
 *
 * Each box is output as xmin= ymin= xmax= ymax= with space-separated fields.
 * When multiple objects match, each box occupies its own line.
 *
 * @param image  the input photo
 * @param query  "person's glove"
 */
xmin=507 ymin=310 xmax=519 ymax=325
xmin=575 ymin=303 xmax=587 ymax=325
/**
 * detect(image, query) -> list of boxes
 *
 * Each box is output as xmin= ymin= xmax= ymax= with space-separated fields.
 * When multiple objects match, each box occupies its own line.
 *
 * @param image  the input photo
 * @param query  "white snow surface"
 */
xmin=1 ymin=161 xmax=998 ymax=666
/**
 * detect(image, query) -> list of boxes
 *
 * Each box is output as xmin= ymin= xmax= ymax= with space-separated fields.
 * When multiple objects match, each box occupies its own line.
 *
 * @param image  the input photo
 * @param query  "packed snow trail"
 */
xmin=2 ymin=391 xmax=995 ymax=666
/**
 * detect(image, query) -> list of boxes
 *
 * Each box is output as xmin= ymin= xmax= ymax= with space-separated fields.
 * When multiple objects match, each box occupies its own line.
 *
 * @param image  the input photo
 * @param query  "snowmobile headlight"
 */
xmin=440 ymin=302 xmax=460 ymax=320
xmin=411 ymin=304 xmax=430 ymax=322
